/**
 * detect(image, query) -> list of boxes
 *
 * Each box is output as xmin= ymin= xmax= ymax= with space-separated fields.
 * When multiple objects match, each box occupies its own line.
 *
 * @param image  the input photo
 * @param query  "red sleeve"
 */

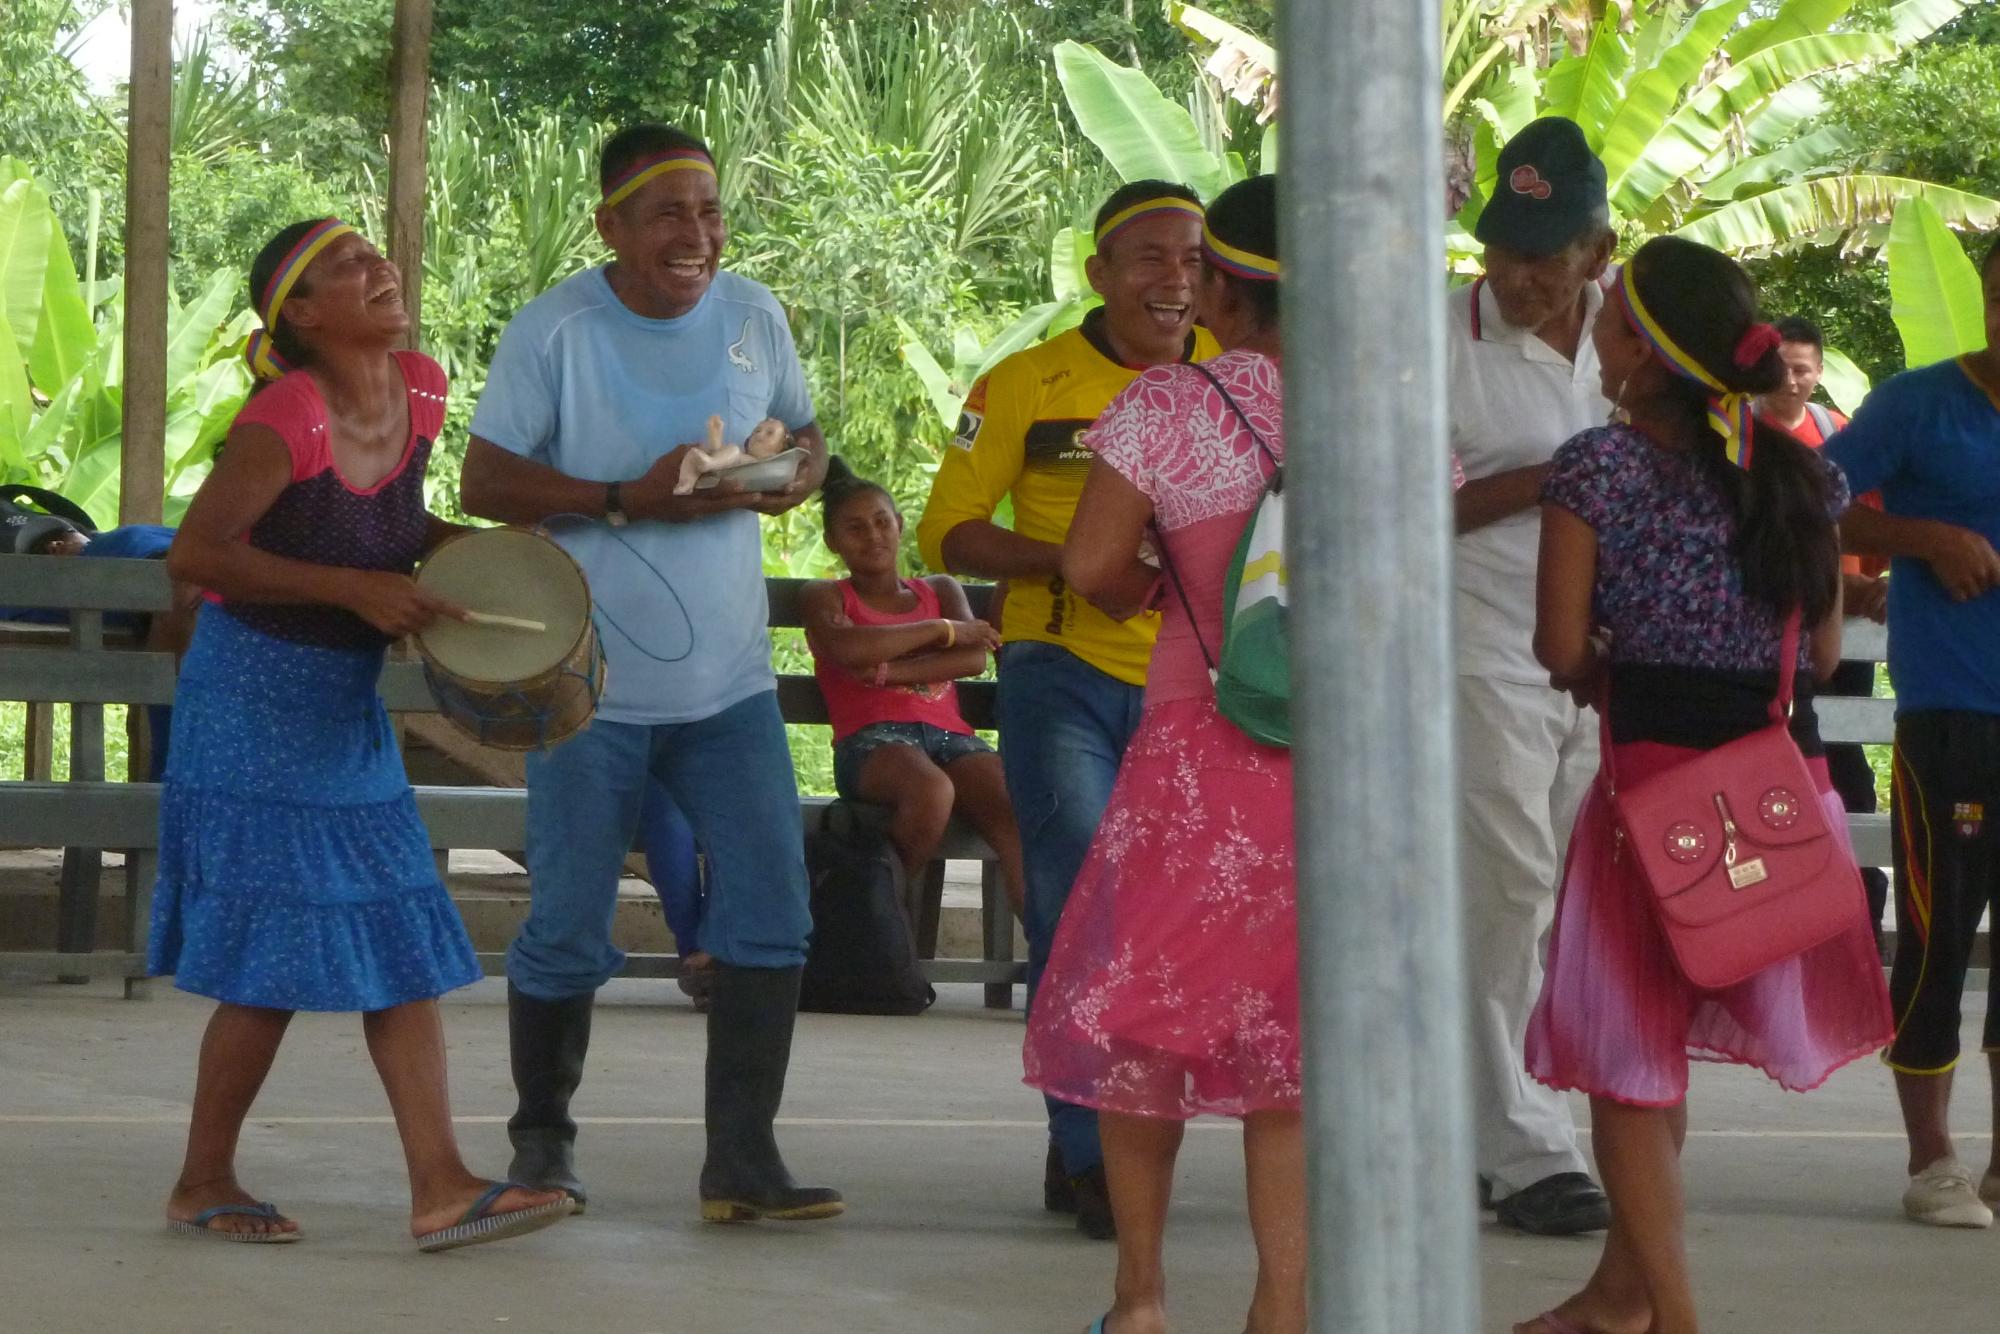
xmin=230 ymin=373 xmax=329 ymax=483
xmin=395 ymin=349 xmax=450 ymax=441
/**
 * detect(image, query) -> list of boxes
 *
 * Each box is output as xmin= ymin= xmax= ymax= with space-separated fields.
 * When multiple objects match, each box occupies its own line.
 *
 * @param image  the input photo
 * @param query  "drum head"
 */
xmin=415 ymin=528 xmax=591 ymax=684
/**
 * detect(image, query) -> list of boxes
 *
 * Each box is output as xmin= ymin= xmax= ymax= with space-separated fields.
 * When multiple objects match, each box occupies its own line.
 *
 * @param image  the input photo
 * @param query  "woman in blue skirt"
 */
xmin=150 ymin=219 xmax=572 ymax=1251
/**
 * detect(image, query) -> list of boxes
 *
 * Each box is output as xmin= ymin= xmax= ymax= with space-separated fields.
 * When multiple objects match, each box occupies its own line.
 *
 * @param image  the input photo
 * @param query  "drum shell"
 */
xmin=414 ymin=528 xmax=606 ymax=752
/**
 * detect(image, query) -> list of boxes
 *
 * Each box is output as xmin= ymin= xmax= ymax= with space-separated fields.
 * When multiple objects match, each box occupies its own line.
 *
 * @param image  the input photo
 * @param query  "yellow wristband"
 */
xmin=941 ymin=620 xmax=956 ymax=649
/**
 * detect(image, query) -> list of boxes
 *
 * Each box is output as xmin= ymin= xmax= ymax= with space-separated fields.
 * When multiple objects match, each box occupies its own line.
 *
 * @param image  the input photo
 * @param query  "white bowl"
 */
xmin=694 ymin=447 xmax=806 ymax=494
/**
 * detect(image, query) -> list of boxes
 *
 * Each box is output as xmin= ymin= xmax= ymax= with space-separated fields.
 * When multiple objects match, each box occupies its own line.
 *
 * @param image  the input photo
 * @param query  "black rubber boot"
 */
xmin=506 ymin=983 xmax=593 ymax=1212
xmin=698 ymin=963 xmax=844 ymax=1223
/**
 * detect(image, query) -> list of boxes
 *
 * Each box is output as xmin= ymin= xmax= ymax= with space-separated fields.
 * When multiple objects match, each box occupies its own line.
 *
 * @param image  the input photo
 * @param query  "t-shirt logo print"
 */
xmin=1509 ymin=164 xmax=1554 ymax=200
xmin=728 ymin=319 xmax=758 ymax=375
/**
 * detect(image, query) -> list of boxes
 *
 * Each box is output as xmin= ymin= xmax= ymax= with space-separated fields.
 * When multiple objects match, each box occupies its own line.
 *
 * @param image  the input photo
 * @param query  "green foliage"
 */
xmin=1886 ymin=195 xmax=1988 ymax=365
xmin=0 ymin=161 xmax=251 ymax=525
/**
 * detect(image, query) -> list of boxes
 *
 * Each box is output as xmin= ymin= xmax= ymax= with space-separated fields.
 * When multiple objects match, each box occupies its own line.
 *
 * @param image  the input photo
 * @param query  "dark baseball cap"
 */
xmin=1474 ymin=116 xmax=1608 ymax=257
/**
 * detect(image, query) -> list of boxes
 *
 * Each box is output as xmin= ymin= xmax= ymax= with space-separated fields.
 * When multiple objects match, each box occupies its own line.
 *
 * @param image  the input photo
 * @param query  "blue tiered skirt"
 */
xmin=148 ymin=606 xmax=480 ymax=1011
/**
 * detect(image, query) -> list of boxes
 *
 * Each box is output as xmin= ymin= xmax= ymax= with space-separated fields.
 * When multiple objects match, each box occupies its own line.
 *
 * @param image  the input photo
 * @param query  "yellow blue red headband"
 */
xmin=1201 ymin=221 xmax=1279 ymax=282
xmin=245 ymin=218 xmax=357 ymax=382
xmin=602 ymin=150 xmax=718 ymax=208
xmin=1615 ymin=264 xmax=1776 ymax=470
xmin=1094 ymin=196 xmax=1204 ymax=248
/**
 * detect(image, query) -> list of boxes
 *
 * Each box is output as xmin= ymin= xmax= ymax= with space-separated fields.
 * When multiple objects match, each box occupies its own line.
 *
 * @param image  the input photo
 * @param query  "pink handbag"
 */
xmin=1603 ymin=615 xmax=1867 ymax=991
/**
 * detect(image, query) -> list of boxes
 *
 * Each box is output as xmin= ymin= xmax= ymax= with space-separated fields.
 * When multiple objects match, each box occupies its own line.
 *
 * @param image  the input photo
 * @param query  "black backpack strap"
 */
xmin=0 ymin=485 xmax=100 ymax=533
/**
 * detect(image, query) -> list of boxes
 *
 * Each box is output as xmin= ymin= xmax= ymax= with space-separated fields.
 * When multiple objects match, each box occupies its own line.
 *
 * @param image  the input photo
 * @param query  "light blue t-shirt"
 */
xmin=470 ymin=267 xmax=814 ymax=724
xmin=1824 ymin=357 xmax=2000 ymax=717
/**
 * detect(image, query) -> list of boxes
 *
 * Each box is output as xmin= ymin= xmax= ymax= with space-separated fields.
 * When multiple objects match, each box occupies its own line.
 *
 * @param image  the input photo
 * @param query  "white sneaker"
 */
xmin=1903 ymin=1158 xmax=1995 ymax=1228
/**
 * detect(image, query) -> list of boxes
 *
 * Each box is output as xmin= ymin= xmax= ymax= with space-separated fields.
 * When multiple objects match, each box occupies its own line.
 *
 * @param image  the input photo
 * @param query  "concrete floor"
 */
xmin=1 ymin=977 xmax=1992 ymax=1334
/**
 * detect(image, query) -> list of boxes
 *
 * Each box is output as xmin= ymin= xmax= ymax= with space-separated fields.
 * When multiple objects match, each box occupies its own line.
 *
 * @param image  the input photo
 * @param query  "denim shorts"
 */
xmin=832 ymin=721 xmax=994 ymax=800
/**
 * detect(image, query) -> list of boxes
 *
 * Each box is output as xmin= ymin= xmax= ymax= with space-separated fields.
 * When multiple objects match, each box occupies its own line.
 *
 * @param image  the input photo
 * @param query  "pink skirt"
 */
xmin=1526 ymin=741 xmax=1894 ymax=1106
xmin=1023 ymin=697 xmax=1299 ymax=1120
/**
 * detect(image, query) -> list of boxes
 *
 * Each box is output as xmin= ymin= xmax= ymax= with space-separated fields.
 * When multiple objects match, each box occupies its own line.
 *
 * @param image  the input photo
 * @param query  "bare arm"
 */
xmin=1533 ymin=503 xmax=1600 ymax=691
xmin=800 ymin=579 xmax=997 ymax=677
xmin=1455 ymin=463 xmax=1552 ymax=535
xmin=1060 ymin=459 xmax=1158 ymax=623
xmin=937 ymin=520 xmax=1064 ymax=581
xmin=1840 ymin=504 xmax=2000 ymax=603
xmin=167 ymin=423 xmax=464 ymax=637
xmin=1809 ymin=576 xmax=1844 ymax=683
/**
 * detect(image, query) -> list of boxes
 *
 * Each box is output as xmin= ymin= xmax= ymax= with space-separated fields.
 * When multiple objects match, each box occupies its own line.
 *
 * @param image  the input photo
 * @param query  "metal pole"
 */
xmin=1281 ymin=1 xmax=1479 ymax=1332
xmin=120 ymin=0 xmax=172 ymax=527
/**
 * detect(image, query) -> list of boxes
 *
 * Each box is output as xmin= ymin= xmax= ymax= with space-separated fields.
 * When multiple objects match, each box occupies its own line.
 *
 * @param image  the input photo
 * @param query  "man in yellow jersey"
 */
xmin=917 ymin=180 xmax=1218 ymax=1240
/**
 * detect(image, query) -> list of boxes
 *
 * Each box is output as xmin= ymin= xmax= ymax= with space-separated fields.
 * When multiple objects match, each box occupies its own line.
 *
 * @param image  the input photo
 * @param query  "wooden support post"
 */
xmin=386 ymin=0 xmax=435 ymax=343
xmin=120 ymin=0 xmax=173 ymax=528
xmin=23 ymin=702 xmax=56 ymax=780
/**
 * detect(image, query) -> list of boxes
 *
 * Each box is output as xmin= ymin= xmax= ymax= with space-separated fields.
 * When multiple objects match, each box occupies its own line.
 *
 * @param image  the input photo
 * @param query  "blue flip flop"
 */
xmin=170 ymin=1201 xmax=301 ymax=1244
xmin=414 ymin=1182 xmax=574 ymax=1253
xmin=1087 ymin=1316 xmax=1110 ymax=1334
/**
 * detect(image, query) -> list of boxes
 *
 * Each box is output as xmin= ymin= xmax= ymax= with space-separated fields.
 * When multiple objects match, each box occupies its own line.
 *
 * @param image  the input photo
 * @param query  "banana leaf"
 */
xmin=1599 ymin=0 xmax=1748 ymax=195
xmin=1887 ymin=196 xmax=1987 ymax=368
xmin=1676 ymin=175 xmax=2000 ymax=254
xmin=1540 ymin=8 xmax=1631 ymax=150
xmin=1724 ymin=0 xmax=1856 ymax=62
xmin=28 ymin=217 xmax=94 ymax=399
xmin=0 ymin=309 xmax=29 ymax=470
xmin=896 ymin=319 xmax=963 ymax=431
xmin=1891 ymin=0 xmax=1980 ymax=44
xmin=1054 ymin=41 xmax=1231 ymax=201
xmin=164 ymin=269 xmax=238 ymax=393
xmin=1699 ymin=127 xmax=1856 ymax=200
xmin=1818 ymin=346 xmax=1871 ymax=416
xmin=1613 ymin=32 xmax=1897 ymax=217
xmin=0 ymin=180 xmax=53 ymax=363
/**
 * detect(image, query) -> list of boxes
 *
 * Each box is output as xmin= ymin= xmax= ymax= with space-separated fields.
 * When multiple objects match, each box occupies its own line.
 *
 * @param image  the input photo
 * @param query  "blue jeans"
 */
xmin=996 ymin=641 xmax=1147 ymax=1176
xmin=508 ymin=691 xmax=813 ymax=999
xmin=639 ymin=783 xmax=703 ymax=951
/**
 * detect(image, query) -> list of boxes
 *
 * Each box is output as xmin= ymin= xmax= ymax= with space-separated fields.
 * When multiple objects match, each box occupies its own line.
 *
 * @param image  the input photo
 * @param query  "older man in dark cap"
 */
xmin=1449 ymin=116 xmax=1617 ymax=1236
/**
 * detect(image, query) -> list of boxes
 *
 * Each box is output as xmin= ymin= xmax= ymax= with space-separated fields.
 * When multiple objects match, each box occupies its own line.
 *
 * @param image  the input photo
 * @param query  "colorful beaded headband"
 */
xmin=1201 ymin=222 xmax=1279 ymax=282
xmin=1094 ymin=196 xmax=1204 ymax=248
xmin=1616 ymin=263 xmax=1771 ymax=470
xmin=245 ymin=218 xmax=356 ymax=382
xmin=602 ymin=150 xmax=718 ymax=209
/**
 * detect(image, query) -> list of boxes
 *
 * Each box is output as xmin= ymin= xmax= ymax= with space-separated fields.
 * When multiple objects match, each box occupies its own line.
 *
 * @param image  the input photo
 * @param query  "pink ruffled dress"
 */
xmin=1525 ymin=424 xmax=1893 ymax=1106
xmin=1022 ymin=350 xmax=1300 ymax=1120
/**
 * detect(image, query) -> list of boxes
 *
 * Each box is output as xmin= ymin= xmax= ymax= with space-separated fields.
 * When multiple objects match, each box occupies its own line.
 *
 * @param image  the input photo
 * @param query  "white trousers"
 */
xmin=1458 ymin=673 xmax=1599 ymax=1197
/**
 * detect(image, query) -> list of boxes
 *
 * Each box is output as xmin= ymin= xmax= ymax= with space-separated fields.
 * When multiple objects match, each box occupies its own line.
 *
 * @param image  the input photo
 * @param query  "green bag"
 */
xmin=1160 ymin=366 xmax=1289 ymax=748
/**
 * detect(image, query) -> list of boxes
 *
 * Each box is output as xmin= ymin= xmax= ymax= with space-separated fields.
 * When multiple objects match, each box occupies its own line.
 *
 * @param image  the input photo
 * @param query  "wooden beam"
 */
xmin=386 ymin=0 xmax=435 ymax=343
xmin=119 ymin=0 xmax=173 ymax=527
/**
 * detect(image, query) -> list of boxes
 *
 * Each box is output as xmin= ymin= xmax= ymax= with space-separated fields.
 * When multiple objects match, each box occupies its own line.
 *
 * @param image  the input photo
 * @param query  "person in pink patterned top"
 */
xmin=1025 ymin=176 xmax=1299 ymax=1334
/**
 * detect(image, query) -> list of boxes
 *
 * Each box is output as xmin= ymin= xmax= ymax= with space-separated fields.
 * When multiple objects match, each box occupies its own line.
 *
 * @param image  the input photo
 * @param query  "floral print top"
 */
xmin=1542 ymin=423 xmax=1848 ymax=673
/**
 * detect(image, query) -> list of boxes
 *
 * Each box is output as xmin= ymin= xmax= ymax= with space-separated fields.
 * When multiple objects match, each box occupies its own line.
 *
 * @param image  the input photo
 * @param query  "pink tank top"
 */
xmin=812 ymin=578 xmax=975 ymax=742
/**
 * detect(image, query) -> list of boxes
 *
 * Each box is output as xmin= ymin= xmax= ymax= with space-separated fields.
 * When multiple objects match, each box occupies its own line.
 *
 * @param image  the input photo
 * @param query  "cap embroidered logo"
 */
xmin=1509 ymin=165 xmax=1554 ymax=200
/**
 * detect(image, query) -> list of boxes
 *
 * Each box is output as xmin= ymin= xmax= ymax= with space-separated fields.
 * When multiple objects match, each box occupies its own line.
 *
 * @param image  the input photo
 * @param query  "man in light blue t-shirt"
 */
xmin=462 ymin=123 xmax=839 ymax=1226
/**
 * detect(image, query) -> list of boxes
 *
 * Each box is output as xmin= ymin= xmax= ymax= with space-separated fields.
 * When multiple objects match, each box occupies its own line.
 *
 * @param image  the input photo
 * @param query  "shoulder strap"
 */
xmin=1805 ymin=402 xmax=1835 ymax=440
xmin=1188 ymin=362 xmax=1280 ymax=475
xmin=1600 ymin=608 xmax=1805 ymax=793
xmin=1155 ymin=363 xmax=1279 ymax=676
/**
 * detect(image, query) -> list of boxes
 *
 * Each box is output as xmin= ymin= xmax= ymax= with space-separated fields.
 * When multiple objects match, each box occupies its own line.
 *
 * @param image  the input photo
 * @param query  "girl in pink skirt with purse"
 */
xmin=1519 ymin=236 xmax=1893 ymax=1334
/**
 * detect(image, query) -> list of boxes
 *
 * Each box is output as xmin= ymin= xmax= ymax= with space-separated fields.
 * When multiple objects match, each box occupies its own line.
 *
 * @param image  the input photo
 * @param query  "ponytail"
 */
xmin=1626 ymin=237 xmax=1842 ymax=626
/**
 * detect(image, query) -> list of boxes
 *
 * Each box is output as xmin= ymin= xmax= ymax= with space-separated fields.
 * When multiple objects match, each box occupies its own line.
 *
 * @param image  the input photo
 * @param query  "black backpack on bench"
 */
xmin=799 ymin=802 xmax=936 ymax=1016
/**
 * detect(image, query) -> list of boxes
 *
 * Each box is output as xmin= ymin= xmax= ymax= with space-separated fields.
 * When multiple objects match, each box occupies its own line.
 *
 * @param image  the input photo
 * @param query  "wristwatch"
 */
xmin=605 ymin=480 xmax=629 ymax=528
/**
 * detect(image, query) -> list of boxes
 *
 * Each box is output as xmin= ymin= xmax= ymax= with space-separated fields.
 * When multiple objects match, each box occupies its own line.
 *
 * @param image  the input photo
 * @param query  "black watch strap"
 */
xmin=605 ymin=480 xmax=628 ymax=526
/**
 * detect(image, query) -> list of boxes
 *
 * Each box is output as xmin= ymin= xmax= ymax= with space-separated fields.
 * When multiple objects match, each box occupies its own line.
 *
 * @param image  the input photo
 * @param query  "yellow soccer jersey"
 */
xmin=916 ymin=311 xmax=1219 ymax=686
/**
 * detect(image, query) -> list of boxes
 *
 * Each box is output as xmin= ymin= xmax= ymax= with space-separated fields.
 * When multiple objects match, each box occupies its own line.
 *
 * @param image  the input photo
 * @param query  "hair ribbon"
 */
xmin=1617 ymin=264 xmax=1756 ymax=469
xmin=244 ymin=218 xmax=356 ymax=382
xmin=602 ymin=150 xmax=718 ymax=209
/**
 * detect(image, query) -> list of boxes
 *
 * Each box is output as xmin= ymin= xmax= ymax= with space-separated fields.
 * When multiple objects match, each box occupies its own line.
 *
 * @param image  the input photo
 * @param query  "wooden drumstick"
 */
xmin=463 ymin=611 xmax=548 ymax=632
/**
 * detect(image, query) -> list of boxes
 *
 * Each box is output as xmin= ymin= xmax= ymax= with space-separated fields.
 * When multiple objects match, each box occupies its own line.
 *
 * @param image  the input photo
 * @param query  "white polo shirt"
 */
xmin=1448 ymin=278 xmax=1610 ymax=686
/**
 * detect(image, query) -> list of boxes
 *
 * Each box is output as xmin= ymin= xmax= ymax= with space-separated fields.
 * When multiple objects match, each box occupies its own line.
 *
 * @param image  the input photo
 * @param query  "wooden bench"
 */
xmin=0 ymin=556 xmax=1022 ymax=1004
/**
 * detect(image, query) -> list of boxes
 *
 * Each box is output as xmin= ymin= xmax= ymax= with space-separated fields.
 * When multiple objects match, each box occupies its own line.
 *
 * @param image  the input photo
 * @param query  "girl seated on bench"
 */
xmin=801 ymin=458 xmax=1025 ymax=913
